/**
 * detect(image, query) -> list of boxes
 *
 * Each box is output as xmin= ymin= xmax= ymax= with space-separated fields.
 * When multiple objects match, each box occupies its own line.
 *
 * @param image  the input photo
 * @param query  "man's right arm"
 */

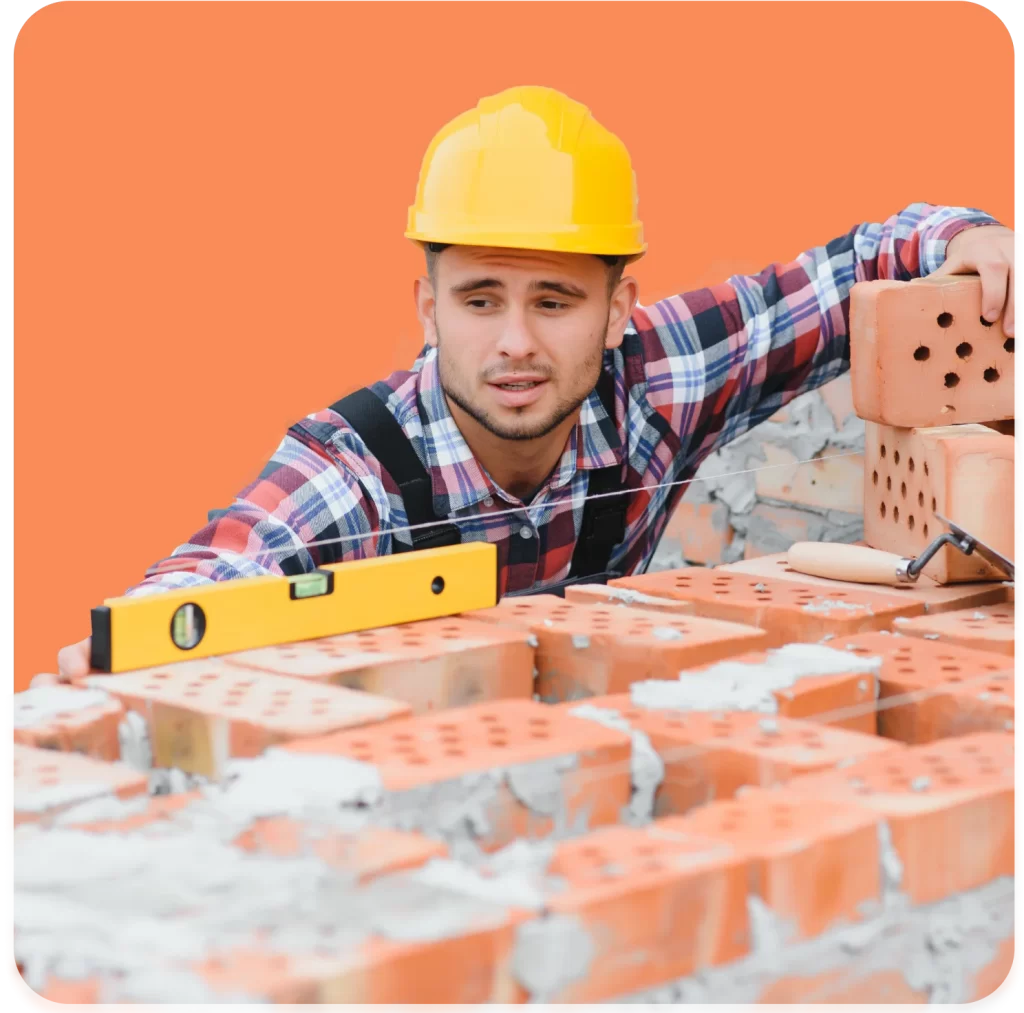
xmin=47 ymin=413 xmax=394 ymax=681
xmin=124 ymin=415 xmax=392 ymax=597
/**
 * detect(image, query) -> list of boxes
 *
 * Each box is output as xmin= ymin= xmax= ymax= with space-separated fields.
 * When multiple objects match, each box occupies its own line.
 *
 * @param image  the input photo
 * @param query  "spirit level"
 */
xmin=90 ymin=542 xmax=498 ymax=673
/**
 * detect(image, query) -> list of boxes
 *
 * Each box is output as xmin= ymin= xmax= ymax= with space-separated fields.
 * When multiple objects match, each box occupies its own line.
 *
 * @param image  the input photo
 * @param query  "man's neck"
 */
xmin=446 ymin=398 xmax=580 ymax=503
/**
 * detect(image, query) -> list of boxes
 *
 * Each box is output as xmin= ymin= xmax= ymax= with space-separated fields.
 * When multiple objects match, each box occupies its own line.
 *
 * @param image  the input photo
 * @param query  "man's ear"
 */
xmin=414 ymin=276 xmax=439 ymax=348
xmin=603 ymin=275 xmax=639 ymax=350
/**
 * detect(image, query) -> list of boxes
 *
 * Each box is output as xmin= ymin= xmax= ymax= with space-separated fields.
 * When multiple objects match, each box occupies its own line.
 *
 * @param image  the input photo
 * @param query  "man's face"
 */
xmin=416 ymin=246 xmax=635 ymax=442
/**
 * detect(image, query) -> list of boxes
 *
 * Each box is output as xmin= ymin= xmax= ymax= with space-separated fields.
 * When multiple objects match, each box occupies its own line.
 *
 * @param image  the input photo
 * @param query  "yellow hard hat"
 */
xmin=406 ymin=86 xmax=646 ymax=261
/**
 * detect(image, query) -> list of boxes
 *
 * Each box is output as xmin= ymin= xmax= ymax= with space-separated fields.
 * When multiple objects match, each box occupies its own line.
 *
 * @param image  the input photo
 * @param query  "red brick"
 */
xmin=610 ymin=567 xmax=926 ymax=644
xmin=757 ymin=968 xmax=928 ymax=1003
xmin=893 ymin=602 xmax=1015 ymax=656
xmin=13 ymin=743 xmax=148 ymax=826
xmin=780 ymin=731 xmax=1014 ymax=904
xmin=659 ymin=500 xmax=735 ymax=565
xmin=850 ymin=274 xmax=1014 ymax=427
xmin=533 ymin=822 xmax=750 ymax=1001
xmin=659 ymin=792 xmax=882 ymax=940
xmin=565 ymin=703 xmax=899 ymax=818
xmin=82 ymin=659 xmax=410 ymax=778
xmin=464 ymin=596 xmax=768 ymax=701
xmin=839 ymin=632 xmax=1014 ymax=742
xmin=225 ymin=616 xmax=534 ymax=713
xmin=564 ymin=583 xmax=694 ymax=615
xmin=679 ymin=645 xmax=880 ymax=734
xmin=13 ymin=685 xmax=125 ymax=760
xmin=755 ymin=444 xmax=864 ymax=515
xmin=863 ymin=422 xmax=1014 ymax=583
xmin=286 ymin=699 xmax=632 ymax=851
xmin=719 ymin=551 xmax=1009 ymax=614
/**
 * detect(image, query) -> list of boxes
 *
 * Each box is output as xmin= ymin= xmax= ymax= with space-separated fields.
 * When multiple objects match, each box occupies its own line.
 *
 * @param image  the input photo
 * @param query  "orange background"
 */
xmin=14 ymin=2 xmax=1014 ymax=690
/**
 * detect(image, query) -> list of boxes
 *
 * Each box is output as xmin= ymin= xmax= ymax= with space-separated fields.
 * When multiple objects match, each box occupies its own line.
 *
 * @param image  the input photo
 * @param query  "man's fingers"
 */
xmin=56 ymin=638 xmax=92 ymax=679
xmin=30 ymin=672 xmax=60 ymax=688
xmin=977 ymin=260 xmax=1010 ymax=325
xmin=1005 ymin=266 xmax=1014 ymax=337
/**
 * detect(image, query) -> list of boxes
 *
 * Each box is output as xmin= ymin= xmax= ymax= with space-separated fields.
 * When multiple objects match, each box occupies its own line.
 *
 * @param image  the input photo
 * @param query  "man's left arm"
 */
xmin=632 ymin=202 xmax=1012 ymax=472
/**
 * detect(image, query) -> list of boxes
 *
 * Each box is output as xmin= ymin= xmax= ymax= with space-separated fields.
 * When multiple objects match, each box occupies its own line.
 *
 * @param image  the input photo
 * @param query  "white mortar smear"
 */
xmin=14 ymin=686 xmax=114 ymax=728
xmin=629 ymin=643 xmax=882 ymax=714
xmin=568 ymin=704 xmax=664 ymax=824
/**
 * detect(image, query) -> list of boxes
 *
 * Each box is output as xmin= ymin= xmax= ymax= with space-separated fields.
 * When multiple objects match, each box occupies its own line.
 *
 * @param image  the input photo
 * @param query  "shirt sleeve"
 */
xmin=121 ymin=416 xmax=391 ymax=597
xmin=630 ymin=202 xmax=1002 ymax=473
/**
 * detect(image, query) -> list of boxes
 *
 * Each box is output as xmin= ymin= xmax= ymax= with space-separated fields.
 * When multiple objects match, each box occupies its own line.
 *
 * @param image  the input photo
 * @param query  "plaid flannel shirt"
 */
xmin=127 ymin=202 xmax=999 ymax=598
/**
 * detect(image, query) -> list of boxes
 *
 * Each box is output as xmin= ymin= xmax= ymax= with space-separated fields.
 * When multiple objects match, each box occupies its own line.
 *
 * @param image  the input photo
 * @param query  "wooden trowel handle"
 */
xmin=786 ymin=542 xmax=910 ymax=586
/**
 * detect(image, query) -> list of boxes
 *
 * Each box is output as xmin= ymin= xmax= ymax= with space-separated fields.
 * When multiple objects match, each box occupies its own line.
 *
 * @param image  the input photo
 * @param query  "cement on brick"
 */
xmin=627 ymin=643 xmax=881 ymax=714
xmin=14 ymin=686 xmax=114 ymax=728
xmin=611 ymin=877 xmax=1014 ymax=1004
xmin=512 ymin=912 xmax=596 ymax=1001
xmin=567 ymin=703 xmax=664 ymax=824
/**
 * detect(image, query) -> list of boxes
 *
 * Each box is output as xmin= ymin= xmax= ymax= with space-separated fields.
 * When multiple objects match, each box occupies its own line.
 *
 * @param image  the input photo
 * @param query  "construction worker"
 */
xmin=48 ymin=85 xmax=1014 ymax=682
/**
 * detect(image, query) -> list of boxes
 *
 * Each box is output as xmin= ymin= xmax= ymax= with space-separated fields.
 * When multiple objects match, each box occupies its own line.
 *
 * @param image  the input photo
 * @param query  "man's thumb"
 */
xmin=57 ymin=637 xmax=92 ymax=678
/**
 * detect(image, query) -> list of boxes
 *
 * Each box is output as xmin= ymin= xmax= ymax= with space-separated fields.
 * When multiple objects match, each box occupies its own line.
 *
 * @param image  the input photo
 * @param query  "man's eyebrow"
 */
xmin=448 ymin=278 xmax=588 ymax=299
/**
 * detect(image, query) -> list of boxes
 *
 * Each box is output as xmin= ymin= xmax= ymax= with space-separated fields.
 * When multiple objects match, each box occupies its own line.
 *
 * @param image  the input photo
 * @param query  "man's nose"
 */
xmin=494 ymin=308 xmax=540 ymax=359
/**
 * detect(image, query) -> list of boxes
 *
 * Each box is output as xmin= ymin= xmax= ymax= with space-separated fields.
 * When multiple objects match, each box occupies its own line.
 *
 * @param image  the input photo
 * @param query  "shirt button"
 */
xmin=483 ymin=496 xmax=494 ymax=507
xmin=520 ymin=525 xmax=533 ymax=539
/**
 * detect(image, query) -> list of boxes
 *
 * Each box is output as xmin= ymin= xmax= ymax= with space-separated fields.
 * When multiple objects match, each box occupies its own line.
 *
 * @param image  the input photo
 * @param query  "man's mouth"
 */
xmin=494 ymin=381 xmax=543 ymax=390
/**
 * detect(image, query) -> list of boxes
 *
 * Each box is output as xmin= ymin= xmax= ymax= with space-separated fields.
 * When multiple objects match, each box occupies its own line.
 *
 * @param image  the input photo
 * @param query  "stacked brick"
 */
xmin=11 ymin=276 xmax=1015 ymax=1005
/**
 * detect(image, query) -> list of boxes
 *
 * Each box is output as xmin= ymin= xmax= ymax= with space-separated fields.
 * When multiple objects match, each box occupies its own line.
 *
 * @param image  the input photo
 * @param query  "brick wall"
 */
xmin=650 ymin=374 xmax=865 ymax=570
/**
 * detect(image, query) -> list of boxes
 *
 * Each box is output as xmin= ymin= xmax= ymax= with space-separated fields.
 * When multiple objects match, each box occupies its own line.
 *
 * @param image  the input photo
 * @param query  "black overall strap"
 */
xmin=328 ymin=387 xmax=461 ymax=552
xmin=567 ymin=368 xmax=629 ymax=580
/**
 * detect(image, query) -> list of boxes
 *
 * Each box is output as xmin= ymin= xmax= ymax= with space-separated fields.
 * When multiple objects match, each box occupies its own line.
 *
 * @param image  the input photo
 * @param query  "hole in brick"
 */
xmin=479 ymin=715 xmax=499 ymax=723
xmin=880 ymin=502 xmax=887 ymax=519
xmin=489 ymin=738 xmax=508 ymax=748
xmin=893 ymin=450 xmax=900 ymax=465
xmin=880 ymin=444 xmax=887 ymax=459
xmin=529 ymin=717 xmax=549 ymax=726
xmin=913 ymin=345 xmax=930 ymax=361
xmin=872 ymin=470 xmax=879 ymax=486
xmin=909 ymin=457 xmax=916 ymax=472
xmin=901 ymin=482 xmax=907 ymax=499
xmin=937 ymin=312 xmax=954 ymax=328
xmin=940 ymin=665 xmax=960 ymax=672
xmin=886 ymin=476 xmax=892 ymax=492
xmin=200 ymin=673 xmax=218 ymax=681
xmin=1004 ymin=338 xmax=1014 ymax=353
xmin=918 ymin=491 xmax=925 ymax=507
xmin=983 ymin=367 xmax=1000 ymax=383
xmin=898 ymin=667 xmax=915 ymax=674
xmin=908 ymin=515 xmax=915 ymax=531
xmin=988 ymin=685 xmax=1007 ymax=694
xmin=153 ymin=673 xmax=170 ymax=680
xmin=931 ymin=497 xmax=937 ymax=511
xmin=184 ymin=690 xmax=200 ymax=698
xmin=144 ymin=683 xmax=160 ymax=691
xmin=445 ymin=748 xmax=465 ymax=757
xmin=923 ymin=524 xmax=929 ymax=539
xmin=893 ymin=506 xmax=900 ymax=523
xmin=944 ymin=372 xmax=960 ymax=388
xmin=956 ymin=342 xmax=973 ymax=359
xmin=946 ymin=676 xmax=963 ymax=683
xmin=406 ymin=756 xmax=428 ymax=765
xmin=394 ymin=733 xmax=414 ymax=741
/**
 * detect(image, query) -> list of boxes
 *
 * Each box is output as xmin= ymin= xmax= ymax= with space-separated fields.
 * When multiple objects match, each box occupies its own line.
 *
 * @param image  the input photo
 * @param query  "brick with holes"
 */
xmin=14 ymin=743 xmax=148 ymax=826
xmin=225 ymin=616 xmax=534 ymax=713
xmin=838 ymin=632 xmax=1015 ymax=743
xmin=463 ymin=596 xmax=768 ymax=702
xmin=563 ymin=583 xmax=695 ymax=616
xmin=285 ymin=698 xmax=632 ymax=851
xmin=850 ymin=274 xmax=1015 ymax=427
xmin=565 ymin=704 xmax=900 ymax=820
xmin=863 ymin=422 xmax=1014 ymax=583
xmin=779 ymin=731 xmax=1014 ymax=904
xmin=718 ymin=552 xmax=1009 ymax=614
xmin=81 ymin=659 xmax=411 ymax=778
xmin=892 ymin=603 xmax=1015 ymax=656
xmin=513 ymin=822 xmax=751 ymax=1002
xmin=607 ymin=568 xmax=926 ymax=645
xmin=658 ymin=500 xmax=735 ymax=565
xmin=658 ymin=792 xmax=883 ymax=941
xmin=13 ymin=684 xmax=126 ymax=760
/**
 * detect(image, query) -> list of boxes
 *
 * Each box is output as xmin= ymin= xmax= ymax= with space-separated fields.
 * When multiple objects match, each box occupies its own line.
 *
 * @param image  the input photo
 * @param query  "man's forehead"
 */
xmin=443 ymin=245 xmax=600 ymax=278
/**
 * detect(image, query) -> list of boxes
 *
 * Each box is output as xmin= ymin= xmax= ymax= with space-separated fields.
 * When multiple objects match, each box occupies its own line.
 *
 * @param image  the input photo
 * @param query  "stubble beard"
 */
xmin=435 ymin=324 xmax=607 ymax=442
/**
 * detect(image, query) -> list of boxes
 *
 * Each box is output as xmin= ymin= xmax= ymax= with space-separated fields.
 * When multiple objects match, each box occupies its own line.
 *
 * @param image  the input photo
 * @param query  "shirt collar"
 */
xmin=413 ymin=337 xmax=627 ymax=515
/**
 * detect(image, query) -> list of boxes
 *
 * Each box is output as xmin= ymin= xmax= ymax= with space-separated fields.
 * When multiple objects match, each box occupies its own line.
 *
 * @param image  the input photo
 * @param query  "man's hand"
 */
xmin=31 ymin=637 xmax=95 ymax=687
xmin=932 ymin=224 xmax=1014 ymax=336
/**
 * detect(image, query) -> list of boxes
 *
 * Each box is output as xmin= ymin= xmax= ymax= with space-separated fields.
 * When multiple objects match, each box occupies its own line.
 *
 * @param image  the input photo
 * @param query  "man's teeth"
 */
xmin=499 ymin=382 xmax=539 ymax=389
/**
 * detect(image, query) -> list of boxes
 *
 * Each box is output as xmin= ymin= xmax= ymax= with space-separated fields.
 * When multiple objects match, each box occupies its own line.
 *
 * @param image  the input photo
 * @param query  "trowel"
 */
xmin=785 ymin=514 xmax=1014 ymax=587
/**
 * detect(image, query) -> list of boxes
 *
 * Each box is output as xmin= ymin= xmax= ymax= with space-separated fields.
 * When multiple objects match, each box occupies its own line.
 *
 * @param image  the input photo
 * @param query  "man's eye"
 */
xmin=540 ymin=300 xmax=568 ymax=310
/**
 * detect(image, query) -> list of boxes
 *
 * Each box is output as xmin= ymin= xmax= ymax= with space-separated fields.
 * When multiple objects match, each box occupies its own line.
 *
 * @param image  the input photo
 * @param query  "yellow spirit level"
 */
xmin=90 ymin=542 xmax=498 ymax=673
